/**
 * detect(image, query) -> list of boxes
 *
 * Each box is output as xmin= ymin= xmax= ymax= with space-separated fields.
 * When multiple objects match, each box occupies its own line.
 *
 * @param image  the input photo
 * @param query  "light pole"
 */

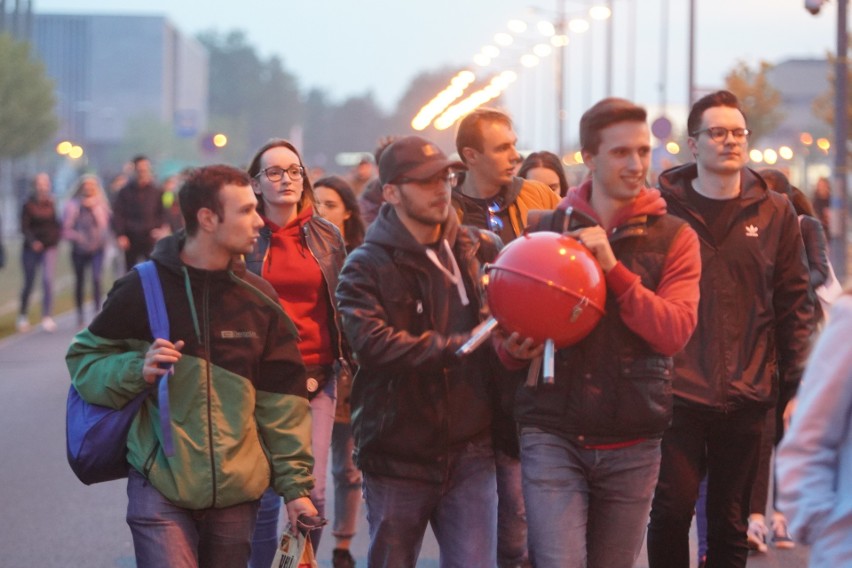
xmin=687 ymin=0 xmax=696 ymax=106
xmin=830 ymin=0 xmax=848 ymax=278
xmin=556 ymin=1 xmax=567 ymax=157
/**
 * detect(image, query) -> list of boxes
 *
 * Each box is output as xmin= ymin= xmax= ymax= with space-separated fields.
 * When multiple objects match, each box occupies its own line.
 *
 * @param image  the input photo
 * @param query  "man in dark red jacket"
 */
xmin=647 ymin=90 xmax=814 ymax=568
xmin=513 ymin=98 xmax=701 ymax=568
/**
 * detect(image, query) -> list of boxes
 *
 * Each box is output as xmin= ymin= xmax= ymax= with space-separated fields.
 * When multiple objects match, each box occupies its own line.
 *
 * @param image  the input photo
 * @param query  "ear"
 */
xmin=686 ymin=136 xmax=698 ymax=158
xmin=196 ymin=207 xmax=218 ymax=233
xmin=461 ymin=147 xmax=477 ymax=164
xmin=581 ymin=150 xmax=595 ymax=173
xmin=382 ymin=183 xmax=401 ymax=206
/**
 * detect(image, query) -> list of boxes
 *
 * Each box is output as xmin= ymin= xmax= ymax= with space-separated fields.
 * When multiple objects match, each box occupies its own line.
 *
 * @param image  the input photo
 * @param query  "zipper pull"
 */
xmin=416 ymin=300 xmax=423 ymax=314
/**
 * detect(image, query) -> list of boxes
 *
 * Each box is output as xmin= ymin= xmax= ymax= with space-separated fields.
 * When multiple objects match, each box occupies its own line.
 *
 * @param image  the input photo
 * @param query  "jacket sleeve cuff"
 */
xmin=605 ymin=261 xmax=639 ymax=297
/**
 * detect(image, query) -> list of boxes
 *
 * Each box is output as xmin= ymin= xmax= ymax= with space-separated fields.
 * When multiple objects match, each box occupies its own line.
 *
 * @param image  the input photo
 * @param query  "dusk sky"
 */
xmin=34 ymin=0 xmax=842 ymax=148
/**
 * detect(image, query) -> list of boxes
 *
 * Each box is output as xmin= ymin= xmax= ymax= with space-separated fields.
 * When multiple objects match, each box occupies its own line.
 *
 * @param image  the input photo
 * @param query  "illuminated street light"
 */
xmin=56 ymin=140 xmax=73 ymax=155
xmin=412 ymin=70 xmax=477 ymax=130
xmin=749 ymin=149 xmax=764 ymax=163
xmin=800 ymin=132 xmax=814 ymax=146
xmin=433 ymin=70 xmax=517 ymax=130
xmin=574 ymin=151 xmax=584 ymax=164
xmin=537 ymin=21 xmax=556 ymax=36
xmin=666 ymin=141 xmax=680 ymax=154
xmin=817 ymin=137 xmax=831 ymax=152
xmin=764 ymin=148 xmax=778 ymax=165
xmin=551 ymin=34 xmax=570 ymax=47
xmin=589 ymin=5 xmax=612 ymax=19
xmin=779 ymin=146 xmax=794 ymax=160
xmin=68 ymin=145 xmax=84 ymax=159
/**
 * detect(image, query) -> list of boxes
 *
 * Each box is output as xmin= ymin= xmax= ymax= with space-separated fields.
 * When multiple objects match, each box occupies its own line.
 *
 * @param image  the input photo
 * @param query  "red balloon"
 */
xmin=486 ymin=232 xmax=606 ymax=347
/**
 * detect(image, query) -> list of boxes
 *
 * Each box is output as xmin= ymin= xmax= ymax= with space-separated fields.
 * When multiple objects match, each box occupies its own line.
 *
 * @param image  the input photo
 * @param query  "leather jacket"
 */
xmin=336 ymin=204 xmax=502 ymax=482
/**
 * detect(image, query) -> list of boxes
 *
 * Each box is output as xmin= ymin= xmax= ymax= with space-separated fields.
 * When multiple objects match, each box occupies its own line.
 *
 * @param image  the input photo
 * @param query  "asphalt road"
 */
xmin=0 ymin=311 xmax=809 ymax=567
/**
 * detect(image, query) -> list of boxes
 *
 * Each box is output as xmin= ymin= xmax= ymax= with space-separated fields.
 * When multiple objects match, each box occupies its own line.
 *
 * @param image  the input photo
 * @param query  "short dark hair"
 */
xmin=517 ymin=151 xmax=570 ymax=197
xmin=687 ymin=90 xmax=746 ymax=137
xmin=456 ymin=107 xmax=513 ymax=163
xmin=314 ymin=175 xmax=366 ymax=248
xmin=179 ymin=165 xmax=251 ymax=236
xmin=246 ymin=138 xmax=313 ymax=215
xmin=131 ymin=155 xmax=149 ymax=166
xmin=579 ymin=98 xmax=647 ymax=155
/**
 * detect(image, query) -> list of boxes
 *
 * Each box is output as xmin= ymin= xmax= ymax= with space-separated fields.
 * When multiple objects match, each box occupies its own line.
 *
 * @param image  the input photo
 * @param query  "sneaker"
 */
xmin=747 ymin=518 xmax=769 ymax=553
xmin=16 ymin=315 xmax=31 ymax=333
xmin=332 ymin=548 xmax=356 ymax=568
xmin=771 ymin=517 xmax=795 ymax=549
xmin=41 ymin=316 xmax=57 ymax=333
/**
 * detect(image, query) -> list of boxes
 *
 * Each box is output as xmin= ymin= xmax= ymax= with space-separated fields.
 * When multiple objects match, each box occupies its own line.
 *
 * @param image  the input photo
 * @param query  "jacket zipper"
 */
xmin=303 ymin=224 xmax=347 ymax=361
xmin=202 ymin=272 xmax=217 ymax=506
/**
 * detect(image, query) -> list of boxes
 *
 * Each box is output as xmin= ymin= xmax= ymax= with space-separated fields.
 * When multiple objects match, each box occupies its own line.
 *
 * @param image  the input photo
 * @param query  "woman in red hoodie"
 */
xmin=244 ymin=139 xmax=352 ymax=568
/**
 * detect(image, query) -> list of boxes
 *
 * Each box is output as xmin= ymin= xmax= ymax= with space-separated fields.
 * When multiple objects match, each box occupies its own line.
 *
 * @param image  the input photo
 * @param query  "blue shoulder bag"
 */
xmin=66 ymin=260 xmax=174 ymax=485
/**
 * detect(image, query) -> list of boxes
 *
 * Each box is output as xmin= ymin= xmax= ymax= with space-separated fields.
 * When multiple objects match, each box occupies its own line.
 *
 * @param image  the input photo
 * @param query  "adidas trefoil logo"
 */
xmin=745 ymin=224 xmax=759 ymax=238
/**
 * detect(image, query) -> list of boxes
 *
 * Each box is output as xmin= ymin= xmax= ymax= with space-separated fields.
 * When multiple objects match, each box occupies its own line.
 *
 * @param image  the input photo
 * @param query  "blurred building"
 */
xmin=30 ymin=13 xmax=208 ymax=170
xmin=767 ymin=58 xmax=832 ymax=141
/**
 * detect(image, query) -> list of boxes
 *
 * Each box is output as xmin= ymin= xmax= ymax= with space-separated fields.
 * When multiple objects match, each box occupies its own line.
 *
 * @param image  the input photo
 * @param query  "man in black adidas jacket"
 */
xmin=647 ymin=91 xmax=814 ymax=568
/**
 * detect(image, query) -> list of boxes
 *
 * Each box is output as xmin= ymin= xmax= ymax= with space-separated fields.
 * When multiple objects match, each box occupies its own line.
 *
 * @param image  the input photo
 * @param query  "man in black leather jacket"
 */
xmin=336 ymin=136 xmax=521 ymax=568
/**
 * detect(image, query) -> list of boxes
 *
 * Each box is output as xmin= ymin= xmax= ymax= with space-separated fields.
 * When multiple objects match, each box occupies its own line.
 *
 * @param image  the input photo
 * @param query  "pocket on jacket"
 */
xmin=614 ymin=356 xmax=673 ymax=434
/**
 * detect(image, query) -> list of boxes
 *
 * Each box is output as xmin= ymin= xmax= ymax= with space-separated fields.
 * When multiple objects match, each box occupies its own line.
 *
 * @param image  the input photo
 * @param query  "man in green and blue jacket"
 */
xmin=67 ymin=165 xmax=315 ymax=568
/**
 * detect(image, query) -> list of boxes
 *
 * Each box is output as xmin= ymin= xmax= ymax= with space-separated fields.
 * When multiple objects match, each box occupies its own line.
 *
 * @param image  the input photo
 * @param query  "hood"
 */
xmin=561 ymin=179 xmax=667 ymax=227
xmin=365 ymin=203 xmax=460 ymax=255
xmin=658 ymin=163 xmax=768 ymax=207
xmin=150 ymin=233 xmax=187 ymax=275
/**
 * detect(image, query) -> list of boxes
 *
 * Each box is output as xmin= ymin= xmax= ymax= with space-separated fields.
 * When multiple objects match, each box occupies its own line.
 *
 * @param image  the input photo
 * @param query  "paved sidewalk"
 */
xmin=0 ymin=311 xmax=808 ymax=567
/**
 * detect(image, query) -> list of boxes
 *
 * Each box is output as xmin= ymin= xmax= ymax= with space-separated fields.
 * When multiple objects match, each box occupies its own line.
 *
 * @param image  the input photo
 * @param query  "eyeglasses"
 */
xmin=691 ymin=127 xmax=750 ymax=143
xmin=487 ymin=200 xmax=504 ymax=232
xmin=256 ymin=165 xmax=305 ymax=182
xmin=396 ymin=171 xmax=457 ymax=186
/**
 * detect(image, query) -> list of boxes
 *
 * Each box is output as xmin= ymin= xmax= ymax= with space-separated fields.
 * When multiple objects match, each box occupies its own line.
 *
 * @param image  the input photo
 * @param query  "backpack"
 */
xmin=66 ymin=260 xmax=173 ymax=484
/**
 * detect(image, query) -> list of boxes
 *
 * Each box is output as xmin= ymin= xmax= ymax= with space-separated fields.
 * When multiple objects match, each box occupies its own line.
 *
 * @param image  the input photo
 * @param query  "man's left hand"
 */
xmin=500 ymin=331 xmax=544 ymax=360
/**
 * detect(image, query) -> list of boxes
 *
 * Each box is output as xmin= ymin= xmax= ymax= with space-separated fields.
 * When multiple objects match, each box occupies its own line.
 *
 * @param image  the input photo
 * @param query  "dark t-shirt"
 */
xmin=686 ymin=183 xmax=740 ymax=245
xmin=454 ymin=190 xmax=515 ymax=244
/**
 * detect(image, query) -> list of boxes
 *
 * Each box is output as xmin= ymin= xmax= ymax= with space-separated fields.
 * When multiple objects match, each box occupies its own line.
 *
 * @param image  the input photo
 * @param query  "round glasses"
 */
xmin=256 ymin=165 xmax=305 ymax=182
xmin=691 ymin=127 xmax=750 ymax=143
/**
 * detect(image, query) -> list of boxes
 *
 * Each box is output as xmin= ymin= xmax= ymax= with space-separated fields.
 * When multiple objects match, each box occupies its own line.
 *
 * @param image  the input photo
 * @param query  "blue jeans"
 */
xmin=647 ymin=405 xmax=763 ymax=568
xmin=363 ymin=440 xmax=497 ymax=568
xmin=71 ymin=249 xmax=105 ymax=316
xmin=249 ymin=374 xmax=336 ymax=568
xmin=496 ymin=449 xmax=530 ymax=567
xmin=520 ymin=428 xmax=661 ymax=568
xmin=126 ymin=469 xmax=259 ymax=568
xmin=20 ymin=245 xmax=57 ymax=317
xmin=331 ymin=419 xmax=362 ymax=544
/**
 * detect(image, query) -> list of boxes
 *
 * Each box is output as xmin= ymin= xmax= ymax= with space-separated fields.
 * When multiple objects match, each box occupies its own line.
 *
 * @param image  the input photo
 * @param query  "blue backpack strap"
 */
xmin=134 ymin=260 xmax=175 ymax=457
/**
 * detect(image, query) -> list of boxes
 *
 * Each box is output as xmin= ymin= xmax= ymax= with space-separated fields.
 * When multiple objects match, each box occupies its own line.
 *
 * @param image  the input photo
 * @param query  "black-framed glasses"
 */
xmin=487 ymin=200 xmax=504 ymax=232
xmin=256 ymin=165 xmax=305 ymax=182
xmin=691 ymin=127 xmax=750 ymax=143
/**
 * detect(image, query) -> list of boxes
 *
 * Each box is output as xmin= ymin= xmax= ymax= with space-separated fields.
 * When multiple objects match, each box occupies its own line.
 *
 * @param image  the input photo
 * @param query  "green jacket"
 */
xmin=66 ymin=234 xmax=313 ymax=509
